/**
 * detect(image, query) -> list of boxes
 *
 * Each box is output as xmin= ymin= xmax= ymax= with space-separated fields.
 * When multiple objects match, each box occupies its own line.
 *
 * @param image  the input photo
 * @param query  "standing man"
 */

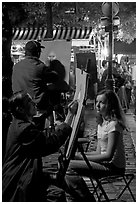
xmin=100 ymin=60 xmax=125 ymax=92
xmin=99 ymin=60 xmax=108 ymax=81
xmin=12 ymin=40 xmax=58 ymax=112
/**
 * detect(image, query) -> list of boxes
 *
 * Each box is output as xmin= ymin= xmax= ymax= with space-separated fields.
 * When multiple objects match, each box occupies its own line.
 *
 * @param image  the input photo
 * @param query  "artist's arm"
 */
xmin=21 ymin=123 xmax=71 ymax=157
xmin=21 ymin=100 xmax=78 ymax=157
xmin=65 ymin=100 xmax=78 ymax=126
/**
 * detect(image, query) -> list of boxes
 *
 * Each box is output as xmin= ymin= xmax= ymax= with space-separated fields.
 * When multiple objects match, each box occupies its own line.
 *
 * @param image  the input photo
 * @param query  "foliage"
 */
xmin=3 ymin=2 xmax=136 ymax=43
xmin=117 ymin=2 xmax=136 ymax=43
xmin=2 ymin=3 xmax=14 ymax=97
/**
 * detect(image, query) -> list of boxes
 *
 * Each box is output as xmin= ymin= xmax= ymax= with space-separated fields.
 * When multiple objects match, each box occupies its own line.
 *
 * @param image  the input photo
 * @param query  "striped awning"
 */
xmin=12 ymin=27 xmax=93 ymax=41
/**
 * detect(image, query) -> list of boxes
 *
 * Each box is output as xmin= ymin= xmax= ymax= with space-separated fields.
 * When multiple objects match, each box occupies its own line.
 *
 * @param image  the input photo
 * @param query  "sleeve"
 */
xmin=21 ymin=123 xmax=72 ymax=157
xmin=106 ymin=121 xmax=123 ymax=134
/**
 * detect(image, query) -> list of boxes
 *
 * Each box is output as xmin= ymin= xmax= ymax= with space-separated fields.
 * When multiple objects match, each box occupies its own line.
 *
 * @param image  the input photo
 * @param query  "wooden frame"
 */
xmin=65 ymin=68 xmax=89 ymax=160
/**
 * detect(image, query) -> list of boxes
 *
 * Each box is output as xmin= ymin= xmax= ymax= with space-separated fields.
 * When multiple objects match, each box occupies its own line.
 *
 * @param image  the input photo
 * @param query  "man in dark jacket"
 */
xmin=12 ymin=40 xmax=58 ymax=111
xmin=2 ymin=91 xmax=78 ymax=201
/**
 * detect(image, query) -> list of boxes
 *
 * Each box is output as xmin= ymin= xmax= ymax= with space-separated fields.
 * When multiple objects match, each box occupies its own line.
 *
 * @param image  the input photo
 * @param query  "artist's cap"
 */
xmin=25 ymin=40 xmax=45 ymax=52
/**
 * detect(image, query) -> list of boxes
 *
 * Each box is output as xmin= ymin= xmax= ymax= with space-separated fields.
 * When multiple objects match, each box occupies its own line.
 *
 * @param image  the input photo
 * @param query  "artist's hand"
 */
xmin=65 ymin=100 xmax=78 ymax=126
xmin=68 ymin=100 xmax=78 ymax=115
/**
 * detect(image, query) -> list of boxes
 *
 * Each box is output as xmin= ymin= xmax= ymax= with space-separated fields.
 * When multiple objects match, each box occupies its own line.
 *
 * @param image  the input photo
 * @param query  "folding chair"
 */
xmin=77 ymin=142 xmax=136 ymax=202
xmin=89 ymin=173 xmax=136 ymax=202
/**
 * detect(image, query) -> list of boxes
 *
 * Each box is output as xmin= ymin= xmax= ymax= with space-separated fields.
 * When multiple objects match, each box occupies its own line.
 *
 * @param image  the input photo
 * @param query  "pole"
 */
xmin=46 ymin=2 xmax=53 ymax=38
xmin=105 ymin=2 xmax=115 ymax=91
xmin=74 ymin=2 xmax=78 ymax=24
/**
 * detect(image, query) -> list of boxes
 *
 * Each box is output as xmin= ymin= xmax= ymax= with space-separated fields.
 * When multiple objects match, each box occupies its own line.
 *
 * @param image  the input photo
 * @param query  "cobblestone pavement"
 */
xmin=42 ymin=104 xmax=136 ymax=202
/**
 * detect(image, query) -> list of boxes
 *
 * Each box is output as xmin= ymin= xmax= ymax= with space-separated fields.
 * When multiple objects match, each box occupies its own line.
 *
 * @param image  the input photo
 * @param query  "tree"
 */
xmin=117 ymin=2 xmax=136 ymax=43
xmin=2 ymin=3 xmax=13 ymax=97
xmin=46 ymin=2 xmax=53 ymax=38
xmin=5 ymin=2 xmax=136 ymax=43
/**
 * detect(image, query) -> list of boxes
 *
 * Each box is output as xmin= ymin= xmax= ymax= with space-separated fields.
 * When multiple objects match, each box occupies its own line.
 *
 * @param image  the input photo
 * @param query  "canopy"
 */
xmin=12 ymin=27 xmax=93 ymax=41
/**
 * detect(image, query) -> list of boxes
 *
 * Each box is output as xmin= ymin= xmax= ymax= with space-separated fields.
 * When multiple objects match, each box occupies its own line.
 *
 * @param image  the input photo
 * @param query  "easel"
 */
xmin=57 ymin=68 xmax=89 ymax=180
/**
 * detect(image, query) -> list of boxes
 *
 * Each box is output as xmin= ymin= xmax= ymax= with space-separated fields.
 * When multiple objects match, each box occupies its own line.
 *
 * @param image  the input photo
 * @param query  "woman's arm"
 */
xmin=86 ymin=140 xmax=101 ymax=155
xmin=74 ymin=139 xmax=101 ymax=160
xmin=84 ymin=131 xmax=119 ymax=162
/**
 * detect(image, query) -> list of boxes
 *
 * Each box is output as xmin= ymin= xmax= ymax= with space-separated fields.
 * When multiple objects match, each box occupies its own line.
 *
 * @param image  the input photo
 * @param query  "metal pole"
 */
xmin=105 ymin=2 xmax=115 ymax=91
xmin=74 ymin=2 xmax=78 ymax=24
xmin=46 ymin=2 xmax=53 ymax=38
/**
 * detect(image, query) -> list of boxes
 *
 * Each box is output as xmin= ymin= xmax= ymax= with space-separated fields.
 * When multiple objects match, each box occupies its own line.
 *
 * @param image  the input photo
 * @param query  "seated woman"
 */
xmin=64 ymin=89 xmax=127 ymax=202
xmin=2 ymin=91 xmax=78 ymax=202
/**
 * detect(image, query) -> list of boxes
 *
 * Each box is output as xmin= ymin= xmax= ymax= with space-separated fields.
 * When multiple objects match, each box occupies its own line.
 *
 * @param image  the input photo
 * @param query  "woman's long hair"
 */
xmin=96 ymin=89 xmax=127 ymax=130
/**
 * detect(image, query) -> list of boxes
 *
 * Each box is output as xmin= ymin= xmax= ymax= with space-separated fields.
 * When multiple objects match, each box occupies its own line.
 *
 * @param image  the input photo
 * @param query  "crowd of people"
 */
xmin=98 ymin=58 xmax=135 ymax=112
xmin=2 ymin=40 xmax=136 ymax=201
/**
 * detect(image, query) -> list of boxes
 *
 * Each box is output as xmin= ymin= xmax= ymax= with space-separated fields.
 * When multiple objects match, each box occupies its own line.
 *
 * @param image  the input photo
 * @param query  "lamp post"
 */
xmin=46 ymin=2 xmax=53 ymax=38
xmin=101 ymin=2 xmax=119 ymax=91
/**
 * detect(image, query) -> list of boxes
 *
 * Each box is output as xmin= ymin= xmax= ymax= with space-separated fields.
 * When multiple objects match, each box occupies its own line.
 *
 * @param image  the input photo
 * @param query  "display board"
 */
xmin=40 ymin=40 xmax=72 ymax=83
xmin=76 ymin=52 xmax=97 ymax=100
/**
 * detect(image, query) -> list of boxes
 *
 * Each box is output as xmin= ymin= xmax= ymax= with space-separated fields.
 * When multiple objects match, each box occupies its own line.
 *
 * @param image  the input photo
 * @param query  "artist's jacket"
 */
xmin=2 ymin=118 xmax=71 ymax=201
